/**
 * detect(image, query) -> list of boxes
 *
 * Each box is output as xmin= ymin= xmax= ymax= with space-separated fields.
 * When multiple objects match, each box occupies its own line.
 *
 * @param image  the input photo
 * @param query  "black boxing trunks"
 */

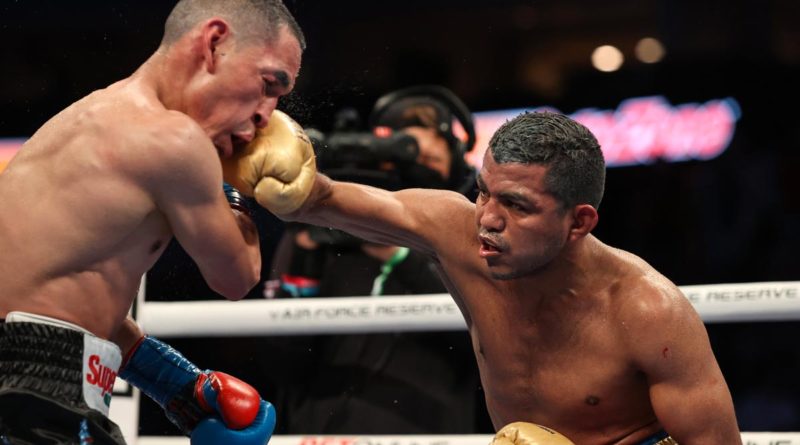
xmin=638 ymin=430 xmax=678 ymax=445
xmin=0 ymin=312 xmax=126 ymax=445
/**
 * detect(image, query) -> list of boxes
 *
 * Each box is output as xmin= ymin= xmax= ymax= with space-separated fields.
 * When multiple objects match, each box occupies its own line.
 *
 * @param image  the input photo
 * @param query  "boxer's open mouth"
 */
xmin=478 ymin=236 xmax=503 ymax=258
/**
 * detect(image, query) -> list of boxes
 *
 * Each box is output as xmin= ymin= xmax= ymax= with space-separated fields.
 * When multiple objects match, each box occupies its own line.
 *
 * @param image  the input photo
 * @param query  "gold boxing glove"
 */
xmin=490 ymin=422 xmax=575 ymax=445
xmin=221 ymin=110 xmax=316 ymax=216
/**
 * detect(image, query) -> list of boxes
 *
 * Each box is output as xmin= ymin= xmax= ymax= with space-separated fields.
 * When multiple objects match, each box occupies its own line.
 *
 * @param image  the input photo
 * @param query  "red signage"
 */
xmin=0 ymin=139 xmax=25 ymax=172
xmin=464 ymin=96 xmax=741 ymax=169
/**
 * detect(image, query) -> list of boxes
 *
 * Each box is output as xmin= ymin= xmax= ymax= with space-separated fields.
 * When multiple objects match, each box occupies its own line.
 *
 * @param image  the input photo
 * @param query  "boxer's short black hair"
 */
xmin=162 ymin=0 xmax=305 ymax=50
xmin=489 ymin=111 xmax=605 ymax=210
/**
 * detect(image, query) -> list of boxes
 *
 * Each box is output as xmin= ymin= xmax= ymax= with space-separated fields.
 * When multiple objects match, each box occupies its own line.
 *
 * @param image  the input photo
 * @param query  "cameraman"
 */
xmin=269 ymin=85 xmax=477 ymax=299
xmin=369 ymin=86 xmax=478 ymax=201
xmin=268 ymin=86 xmax=485 ymax=434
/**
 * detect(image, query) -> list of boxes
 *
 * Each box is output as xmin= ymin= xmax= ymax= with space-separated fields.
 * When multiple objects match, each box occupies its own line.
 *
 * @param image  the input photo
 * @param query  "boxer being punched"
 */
xmin=251 ymin=111 xmax=742 ymax=444
xmin=0 ymin=0 xmax=304 ymax=443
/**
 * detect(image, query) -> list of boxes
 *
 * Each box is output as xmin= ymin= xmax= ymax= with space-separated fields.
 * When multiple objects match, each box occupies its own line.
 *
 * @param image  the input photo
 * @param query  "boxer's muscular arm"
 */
xmin=243 ymin=111 xmax=471 ymax=260
xmin=141 ymin=116 xmax=260 ymax=300
xmin=625 ymin=283 xmax=742 ymax=445
xmin=288 ymin=173 xmax=473 ymax=258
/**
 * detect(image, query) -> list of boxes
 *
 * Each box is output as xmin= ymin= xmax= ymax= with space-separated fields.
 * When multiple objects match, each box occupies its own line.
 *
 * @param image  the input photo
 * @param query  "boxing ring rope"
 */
xmin=139 ymin=281 xmax=800 ymax=337
xmin=129 ymin=281 xmax=800 ymax=444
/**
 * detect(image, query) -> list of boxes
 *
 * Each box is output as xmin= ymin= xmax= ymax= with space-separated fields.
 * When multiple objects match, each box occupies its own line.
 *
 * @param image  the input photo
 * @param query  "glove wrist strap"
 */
xmin=119 ymin=336 xmax=208 ymax=435
xmin=224 ymin=182 xmax=254 ymax=217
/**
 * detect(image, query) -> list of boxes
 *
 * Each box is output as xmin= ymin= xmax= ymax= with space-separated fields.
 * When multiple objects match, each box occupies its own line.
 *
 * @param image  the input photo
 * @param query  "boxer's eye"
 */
xmin=506 ymin=201 xmax=527 ymax=212
xmin=263 ymin=76 xmax=289 ymax=97
xmin=262 ymin=71 xmax=291 ymax=97
xmin=477 ymin=189 xmax=489 ymax=203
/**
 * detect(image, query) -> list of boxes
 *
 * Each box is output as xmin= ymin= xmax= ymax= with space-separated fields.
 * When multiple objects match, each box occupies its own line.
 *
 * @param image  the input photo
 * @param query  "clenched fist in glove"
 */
xmin=490 ymin=422 xmax=575 ymax=445
xmin=222 ymin=109 xmax=316 ymax=216
xmin=191 ymin=400 xmax=275 ymax=445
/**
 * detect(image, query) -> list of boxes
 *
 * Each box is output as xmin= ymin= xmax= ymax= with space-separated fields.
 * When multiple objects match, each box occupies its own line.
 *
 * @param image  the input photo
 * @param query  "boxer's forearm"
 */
xmin=287 ymin=173 xmax=381 ymax=230
xmin=286 ymin=174 xmax=437 ymax=255
xmin=112 ymin=315 xmax=145 ymax=359
xmin=232 ymin=210 xmax=261 ymax=274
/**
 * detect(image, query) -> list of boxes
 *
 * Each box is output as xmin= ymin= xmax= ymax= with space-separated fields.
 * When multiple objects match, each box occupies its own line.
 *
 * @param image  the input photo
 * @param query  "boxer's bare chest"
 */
xmin=452 ymin=277 xmax=655 ymax=438
xmin=0 ymin=93 xmax=173 ymax=326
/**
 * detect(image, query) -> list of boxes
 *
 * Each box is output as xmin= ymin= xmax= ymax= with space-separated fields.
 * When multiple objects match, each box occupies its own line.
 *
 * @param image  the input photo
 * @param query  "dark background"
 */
xmin=2 ymin=0 xmax=799 ymax=436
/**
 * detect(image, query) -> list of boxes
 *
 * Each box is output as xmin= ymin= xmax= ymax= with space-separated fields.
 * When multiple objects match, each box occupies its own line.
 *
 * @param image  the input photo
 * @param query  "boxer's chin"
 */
xmin=231 ymin=136 xmax=248 ymax=155
xmin=215 ymin=142 xmax=233 ymax=159
xmin=488 ymin=268 xmax=520 ymax=280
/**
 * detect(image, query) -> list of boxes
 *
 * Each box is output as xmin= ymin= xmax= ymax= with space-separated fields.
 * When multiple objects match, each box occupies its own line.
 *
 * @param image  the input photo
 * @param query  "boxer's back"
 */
xmin=0 ymin=84 xmax=173 ymax=338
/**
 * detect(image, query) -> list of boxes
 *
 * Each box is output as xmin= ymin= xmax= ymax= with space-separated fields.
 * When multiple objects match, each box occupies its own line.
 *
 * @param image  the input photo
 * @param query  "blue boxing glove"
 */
xmin=119 ymin=336 xmax=267 ymax=436
xmin=191 ymin=400 xmax=276 ymax=445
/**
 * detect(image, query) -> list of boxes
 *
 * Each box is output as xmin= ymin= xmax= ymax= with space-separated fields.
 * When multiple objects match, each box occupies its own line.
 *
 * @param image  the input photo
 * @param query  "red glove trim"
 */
xmin=120 ymin=335 xmax=146 ymax=370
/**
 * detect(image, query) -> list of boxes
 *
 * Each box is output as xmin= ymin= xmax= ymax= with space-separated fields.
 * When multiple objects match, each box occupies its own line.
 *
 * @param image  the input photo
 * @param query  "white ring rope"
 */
xmin=137 ymin=432 xmax=800 ymax=445
xmin=139 ymin=281 xmax=800 ymax=337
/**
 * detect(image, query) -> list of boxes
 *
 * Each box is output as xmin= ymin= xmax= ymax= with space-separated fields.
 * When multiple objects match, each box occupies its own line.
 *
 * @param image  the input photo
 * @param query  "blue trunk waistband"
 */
xmin=637 ymin=430 xmax=676 ymax=445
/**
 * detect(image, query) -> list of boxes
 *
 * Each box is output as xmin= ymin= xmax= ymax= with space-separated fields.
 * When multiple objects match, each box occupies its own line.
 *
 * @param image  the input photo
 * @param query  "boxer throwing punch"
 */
xmin=0 ymin=0 xmax=305 ymax=444
xmin=247 ymin=110 xmax=742 ymax=444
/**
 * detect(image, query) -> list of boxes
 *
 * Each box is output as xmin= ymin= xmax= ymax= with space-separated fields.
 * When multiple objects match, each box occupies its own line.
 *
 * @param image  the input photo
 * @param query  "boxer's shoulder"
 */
xmin=607 ymin=269 xmax=695 ymax=360
xmin=111 ymin=110 xmax=218 ymax=184
xmin=400 ymin=187 xmax=474 ymax=229
xmin=116 ymin=108 xmax=208 ymax=154
xmin=399 ymin=187 xmax=476 ymax=256
xmin=597 ymin=244 xmax=680 ymax=308
xmin=610 ymin=272 xmax=679 ymax=319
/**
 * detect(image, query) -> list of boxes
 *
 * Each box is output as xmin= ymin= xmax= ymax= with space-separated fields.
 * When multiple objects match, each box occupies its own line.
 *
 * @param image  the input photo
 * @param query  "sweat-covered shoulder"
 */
xmin=393 ymin=187 xmax=476 ymax=258
xmin=614 ymin=272 xmax=700 ymax=357
xmin=611 ymin=265 xmax=741 ymax=442
xmin=121 ymin=111 xmax=222 ymax=201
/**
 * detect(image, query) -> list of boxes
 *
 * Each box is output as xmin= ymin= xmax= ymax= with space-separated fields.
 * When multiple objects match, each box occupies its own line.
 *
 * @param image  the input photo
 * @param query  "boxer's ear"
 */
xmin=567 ymin=204 xmax=598 ymax=242
xmin=200 ymin=18 xmax=231 ymax=74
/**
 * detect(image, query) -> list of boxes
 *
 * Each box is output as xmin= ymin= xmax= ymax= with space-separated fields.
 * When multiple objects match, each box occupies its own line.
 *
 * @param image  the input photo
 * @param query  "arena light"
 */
xmin=635 ymin=37 xmax=666 ymax=63
xmin=591 ymin=44 xmax=624 ymax=72
xmin=0 ymin=138 xmax=25 ymax=173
